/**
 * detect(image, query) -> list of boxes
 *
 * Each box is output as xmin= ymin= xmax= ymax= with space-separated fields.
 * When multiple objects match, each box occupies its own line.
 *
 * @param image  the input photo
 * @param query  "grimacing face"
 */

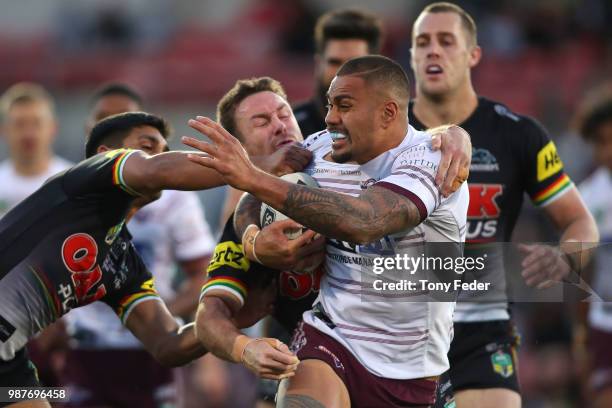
xmin=3 ymin=100 xmax=57 ymax=162
xmin=411 ymin=12 xmax=480 ymax=98
xmin=325 ymin=75 xmax=382 ymax=164
xmin=233 ymin=91 xmax=303 ymax=157
xmin=315 ymin=39 xmax=370 ymax=102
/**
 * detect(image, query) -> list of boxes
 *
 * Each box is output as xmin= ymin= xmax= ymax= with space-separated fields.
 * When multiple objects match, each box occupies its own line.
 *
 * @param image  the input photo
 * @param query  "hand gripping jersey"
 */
xmin=300 ymin=128 xmax=469 ymax=379
xmin=579 ymin=168 xmax=612 ymax=332
xmin=200 ymin=216 xmax=323 ymax=333
xmin=0 ymin=149 xmax=160 ymax=361
xmin=409 ymin=98 xmax=574 ymax=322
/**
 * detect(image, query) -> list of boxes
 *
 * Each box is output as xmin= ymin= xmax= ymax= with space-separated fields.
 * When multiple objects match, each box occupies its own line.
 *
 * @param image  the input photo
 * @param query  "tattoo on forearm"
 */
xmin=277 ymin=395 xmax=326 ymax=408
xmin=282 ymin=185 xmax=421 ymax=243
xmin=234 ymin=193 xmax=262 ymax=237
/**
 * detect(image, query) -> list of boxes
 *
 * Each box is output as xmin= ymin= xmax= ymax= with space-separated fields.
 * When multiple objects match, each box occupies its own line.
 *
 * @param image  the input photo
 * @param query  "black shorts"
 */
xmin=447 ymin=320 xmax=521 ymax=393
xmin=0 ymin=348 xmax=41 ymax=407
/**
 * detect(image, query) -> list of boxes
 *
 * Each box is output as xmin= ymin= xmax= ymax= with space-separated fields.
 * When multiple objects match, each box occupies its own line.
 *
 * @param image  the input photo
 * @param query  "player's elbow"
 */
xmin=341 ymin=226 xmax=378 ymax=246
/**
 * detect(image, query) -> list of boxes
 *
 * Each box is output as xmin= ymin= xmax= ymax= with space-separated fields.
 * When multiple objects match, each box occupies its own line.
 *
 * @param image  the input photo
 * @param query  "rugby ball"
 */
xmin=260 ymin=172 xmax=319 ymax=240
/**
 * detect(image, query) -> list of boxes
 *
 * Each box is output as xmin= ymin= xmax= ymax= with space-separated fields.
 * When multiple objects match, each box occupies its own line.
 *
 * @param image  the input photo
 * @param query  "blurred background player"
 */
xmin=573 ymin=84 xmax=612 ymax=408
xmin=0 ymin=83 xmax=73 ymax=388
xmin=408 ymin=3 xmax=598 ymax=408
xmin=293 ymin=8 xmax=383 ymax=138
xmin=0 ymin=82 xmax=72 ymax=217
xmin=61 ymin=83 xmax=217 ymax=408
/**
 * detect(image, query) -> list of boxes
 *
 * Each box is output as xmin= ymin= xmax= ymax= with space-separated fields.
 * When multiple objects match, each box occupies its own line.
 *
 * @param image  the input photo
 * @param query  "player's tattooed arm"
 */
xmin=280 ymin=184 xmax=422 ymax=245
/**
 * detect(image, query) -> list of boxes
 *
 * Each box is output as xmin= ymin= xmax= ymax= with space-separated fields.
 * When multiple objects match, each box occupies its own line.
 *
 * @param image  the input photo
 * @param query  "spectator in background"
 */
xmin=61 ymin=83 xmax=216 ymax=408
xmin=573 ymin=84 xmax=612 ymax=408
xmin=0 ymin=83 xmax=72 ymax=217
xmin=293 ymin=8 xmax=384 ymax=138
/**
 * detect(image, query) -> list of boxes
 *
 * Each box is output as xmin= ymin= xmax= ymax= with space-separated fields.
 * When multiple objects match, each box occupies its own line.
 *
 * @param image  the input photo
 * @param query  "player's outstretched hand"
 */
xmin=430 ymin=124 xmax=471 ymax=197
xmin=183 ymin=116 xmax=258 ymax=191
xmin=251 ymin=219 xmax=326 ymax=271
xmin=518 ymin=243 xmax=571 ymax=289
xmin=242 ymin=338 xmax=299 ymax=380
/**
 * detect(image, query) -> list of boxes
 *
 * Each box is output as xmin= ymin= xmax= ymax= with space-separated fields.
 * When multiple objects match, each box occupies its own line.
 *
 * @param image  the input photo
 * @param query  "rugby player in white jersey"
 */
xmin=186 ymin=55 xmax=470 ymax=408
xmin=574 ymin=86 xmax=612 ymax=408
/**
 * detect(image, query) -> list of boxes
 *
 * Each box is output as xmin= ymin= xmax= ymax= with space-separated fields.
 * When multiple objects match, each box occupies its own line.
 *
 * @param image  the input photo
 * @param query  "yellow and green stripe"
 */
xmin=117 ymin=290 xmax=160 ymax=324
xmin=200 ymin=276 xmax=248 ymax=305
xmin=532 ymin=173 xmax=573 ymax=206
xmin=111 ymin=149 xmax=141 ymax=196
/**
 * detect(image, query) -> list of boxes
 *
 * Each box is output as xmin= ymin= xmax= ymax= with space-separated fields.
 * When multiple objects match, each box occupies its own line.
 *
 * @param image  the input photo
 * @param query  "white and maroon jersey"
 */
xmin=0 ymin=156 xmax=73 ymax=218
xmin=579 ymin=168 xmax=612 ymax=332
xmin=64 ymin=190 xmax=215 ymax=349
xmin=301 ymin=127 xmax=469 ymax=379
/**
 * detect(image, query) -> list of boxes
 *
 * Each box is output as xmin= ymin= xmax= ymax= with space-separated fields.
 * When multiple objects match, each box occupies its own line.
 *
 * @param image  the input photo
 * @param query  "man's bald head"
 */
xmin=335 ymin=55 xmax=410 ymax=109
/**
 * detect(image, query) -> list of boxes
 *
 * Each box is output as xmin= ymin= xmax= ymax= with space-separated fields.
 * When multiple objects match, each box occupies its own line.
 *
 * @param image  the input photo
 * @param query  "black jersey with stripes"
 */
xmin=409 ymin=97 xmax=573 ymax=321
xmin=0 ymin=149 xmax=159 ymax=362
xmin=201 ymin=216 xmax=322 ymax=333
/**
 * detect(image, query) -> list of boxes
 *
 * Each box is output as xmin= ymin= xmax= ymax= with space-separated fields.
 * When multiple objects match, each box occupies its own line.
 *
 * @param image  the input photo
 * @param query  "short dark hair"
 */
xmin=0 ymin=82 xmax=55 ymax=118
xmin=216 ymin=77 xmax=287 ymax=140
xmin=574 ymin=86 xmax=612 ymax=142
xmin=336 ymin=55 xmax=410 ymax=105
xmin=314 ymin=8 xmax=383 ymax=55
xmin=91 ymin=82 xmax=144 ymax=107
xmin=85 ymin=112 xmax=170 ymax=158
xmin=417 ymin=2 xmax=478 ymax=45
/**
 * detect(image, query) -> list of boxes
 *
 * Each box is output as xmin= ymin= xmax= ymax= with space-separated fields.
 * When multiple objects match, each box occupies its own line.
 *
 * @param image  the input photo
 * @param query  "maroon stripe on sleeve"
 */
xmin=375 ymin=181 xmax=427 ymax=222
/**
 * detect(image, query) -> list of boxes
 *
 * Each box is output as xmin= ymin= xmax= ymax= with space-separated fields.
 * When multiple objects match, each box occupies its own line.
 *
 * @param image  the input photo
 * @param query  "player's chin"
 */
xmin=331 ymin=145 xmax=352 ymax=164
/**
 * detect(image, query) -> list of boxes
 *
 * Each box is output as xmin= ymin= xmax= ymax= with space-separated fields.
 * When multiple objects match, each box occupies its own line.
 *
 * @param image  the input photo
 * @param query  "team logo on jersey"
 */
xmin=105 ymin=220 xmax=125 ymax=245
xmin=537 ymin=141 xmax=563 ymax=181
xmin=491 ymin=350 xmax=514 ymax=378
xmin=470 ymin=149 xmax=499 ymax=172
xmin=360 ymin=178 xmax=377 ymax=189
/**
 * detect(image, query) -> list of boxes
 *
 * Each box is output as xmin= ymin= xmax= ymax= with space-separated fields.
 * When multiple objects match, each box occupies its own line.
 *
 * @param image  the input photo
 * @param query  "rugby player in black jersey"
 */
xmin=0 ymin=111 xmax=309 ymax=407
xmin=194 ymin=75 xmax=472 ymax=387
xmin=293 ymin=9 xmax=383 ymax=139
xmin=408 ymin=3 xmax=599 ymax=408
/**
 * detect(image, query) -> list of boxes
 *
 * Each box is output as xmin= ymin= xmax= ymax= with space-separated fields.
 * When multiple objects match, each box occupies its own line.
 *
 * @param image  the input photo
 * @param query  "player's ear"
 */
xmin=468 ymin=45 xmax=482 ymax=68
xmin=381 ymin=100 xmax=399 ymax=128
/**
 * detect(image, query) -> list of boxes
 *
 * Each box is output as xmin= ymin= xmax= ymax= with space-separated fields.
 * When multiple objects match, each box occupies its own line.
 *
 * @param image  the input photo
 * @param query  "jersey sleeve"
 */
xmin=375 ymin=142 xmax=442 ymax=222
xmin=103 ymin=243 xmax=162 ymax=324
xmin=199 ymin=217 xmax=252 ymax=307
xmin=62 ymin=149 xmax=142 ymax=198
xmin=166 ymin=191 xmax=215 ymax=261
xmin=520 ymin=117 xmax=574 ymax=207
